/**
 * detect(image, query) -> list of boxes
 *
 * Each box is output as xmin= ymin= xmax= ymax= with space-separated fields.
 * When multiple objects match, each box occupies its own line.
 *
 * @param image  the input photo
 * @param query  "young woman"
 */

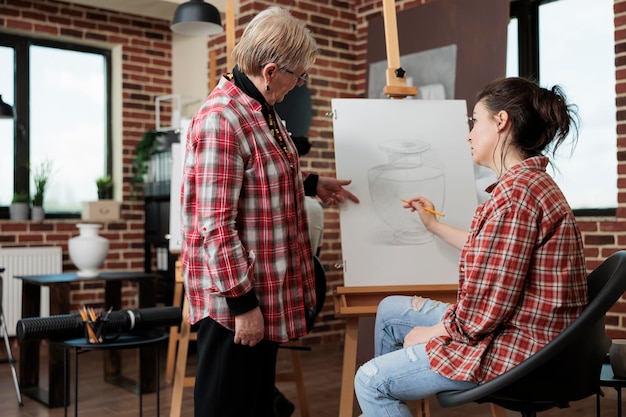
xmin=354 ymin=77 xmax=588 ymax=417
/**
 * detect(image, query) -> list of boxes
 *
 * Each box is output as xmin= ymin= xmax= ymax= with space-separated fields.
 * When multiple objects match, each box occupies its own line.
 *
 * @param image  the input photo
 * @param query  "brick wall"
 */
xmin=606 ymin=0 xmax=626 ymax=339
xmin=1 ymin=0 xmax=625 ymax=344
xmin=0 ymin=0 xmax=171 ymax=310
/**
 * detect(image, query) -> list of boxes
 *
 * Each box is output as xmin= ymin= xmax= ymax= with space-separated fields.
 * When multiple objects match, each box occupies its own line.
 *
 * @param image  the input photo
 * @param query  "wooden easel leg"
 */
xmin=165 ymin=277 xmax=183 ymax=383
xmin=289 ymin=348 xmax=310 ymax=417
xmin=169 ymin=298 xmax=192 ymax=417
xmin=408 ymin=398 xmax=431 ymax=417
xmin=339 ymin=317 xmax=359 ymax=417
xmin=417 ymin=398 xmax=431 ymax=417
xmin=490 ymin=403 xmax=507 ymax=417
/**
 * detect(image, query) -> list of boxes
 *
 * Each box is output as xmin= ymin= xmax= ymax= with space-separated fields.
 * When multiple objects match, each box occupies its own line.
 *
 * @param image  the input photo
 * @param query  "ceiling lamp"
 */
xmin=0 ymin=95 xmax=15 ymax=119
xmin=171 ymin=0 xmax=224 ymax=36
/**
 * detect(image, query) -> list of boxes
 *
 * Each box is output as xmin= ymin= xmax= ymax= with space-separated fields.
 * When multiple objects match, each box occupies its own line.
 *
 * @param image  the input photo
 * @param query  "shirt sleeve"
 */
xmin=303 ymin=173 xmax=319 ymax=196
xmin=194 ymin=111 xmax=256 ymax=300
xmin=444 ymin=190 xmax=538 ymax=344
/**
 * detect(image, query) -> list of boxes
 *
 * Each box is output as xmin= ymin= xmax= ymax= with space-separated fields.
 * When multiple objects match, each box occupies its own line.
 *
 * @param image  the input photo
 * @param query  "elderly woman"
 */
xmin=180 ymin=6 xmax=358 ymax=417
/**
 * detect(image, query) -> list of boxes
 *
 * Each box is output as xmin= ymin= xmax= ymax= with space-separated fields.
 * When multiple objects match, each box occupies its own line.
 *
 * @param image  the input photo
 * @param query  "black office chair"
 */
xmin=436 ymin=250 xmax=626 ymax=417
xmin=0 ymin=268 xmax=23 ymax=405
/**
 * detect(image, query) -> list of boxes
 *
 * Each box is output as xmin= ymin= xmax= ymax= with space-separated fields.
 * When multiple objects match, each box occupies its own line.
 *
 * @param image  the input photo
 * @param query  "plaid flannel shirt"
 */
xmin=180 ymin=75 xmax=316 ymax=343
xmin=426 ymin=156 xmax=588 ymax=383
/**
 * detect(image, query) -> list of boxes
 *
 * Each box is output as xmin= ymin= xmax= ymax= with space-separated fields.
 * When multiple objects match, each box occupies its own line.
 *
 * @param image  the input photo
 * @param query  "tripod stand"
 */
xmin=0 ymin=268 xmax=22 ymax=405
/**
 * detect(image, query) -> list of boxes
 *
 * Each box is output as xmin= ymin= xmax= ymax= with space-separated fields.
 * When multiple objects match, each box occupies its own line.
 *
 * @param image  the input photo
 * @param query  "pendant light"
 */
xmin=171 ymin=0 xmax=224 ymax=37
xmin=0 ymin=95 xmax=15 ymax=119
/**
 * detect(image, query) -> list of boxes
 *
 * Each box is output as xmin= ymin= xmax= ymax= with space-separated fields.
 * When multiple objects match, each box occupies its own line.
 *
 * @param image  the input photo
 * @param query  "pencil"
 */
xmin=401 ymin=199 xmax=445 ymax=217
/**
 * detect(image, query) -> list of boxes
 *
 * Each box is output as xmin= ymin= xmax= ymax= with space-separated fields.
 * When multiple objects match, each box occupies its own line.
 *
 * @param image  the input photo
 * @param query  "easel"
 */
xmin=381 ymin=0 xmax=418 ymax=99
xmin=329 ymin=2 xmax=430 ymax=414
xmin=166 ymin=258 xmax=195 ymax=417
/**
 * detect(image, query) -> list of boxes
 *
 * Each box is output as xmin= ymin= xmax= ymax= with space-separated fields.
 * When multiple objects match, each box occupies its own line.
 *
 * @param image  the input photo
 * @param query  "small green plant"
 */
xmin=12 ymin=192 xmax=30 ymax=204
xmin=96 ymin=175 xmax=114 ymax=199
xmin=130 ymin=130 xmax=158 ymax=197
xmin=32 ymin=159 xmax=54 ymax=207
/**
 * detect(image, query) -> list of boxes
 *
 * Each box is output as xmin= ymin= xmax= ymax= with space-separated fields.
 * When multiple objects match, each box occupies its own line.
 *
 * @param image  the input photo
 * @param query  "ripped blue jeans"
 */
xmin=354 ymin=296 xmax=477 ymax=417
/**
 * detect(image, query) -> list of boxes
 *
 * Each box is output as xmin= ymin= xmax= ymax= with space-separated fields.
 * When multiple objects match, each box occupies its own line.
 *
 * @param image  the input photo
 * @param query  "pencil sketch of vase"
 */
xmin=368 ymin=140 xmax=444 ymax=245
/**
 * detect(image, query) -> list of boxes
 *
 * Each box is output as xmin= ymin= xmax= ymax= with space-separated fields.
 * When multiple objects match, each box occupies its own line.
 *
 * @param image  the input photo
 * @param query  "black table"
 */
xmin=598 ymin=362 xmax=626 ymax=417
xmin=15 ymin=271 xmax=157 ymax=408
xmin=55 ymin=330 xmax=168 ymax=417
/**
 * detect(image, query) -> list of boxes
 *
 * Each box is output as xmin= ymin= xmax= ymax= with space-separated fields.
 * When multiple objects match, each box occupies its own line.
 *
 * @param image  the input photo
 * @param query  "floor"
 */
xmin=0 ymin=336 xmax=621 ymax=417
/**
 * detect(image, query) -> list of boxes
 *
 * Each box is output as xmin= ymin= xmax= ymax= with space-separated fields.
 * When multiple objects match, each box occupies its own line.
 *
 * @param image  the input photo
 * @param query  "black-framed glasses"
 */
xmin=467 ymin=116 xmax=476 ymax=130
xmin=283 ymin=68 xmax=309 ymax=86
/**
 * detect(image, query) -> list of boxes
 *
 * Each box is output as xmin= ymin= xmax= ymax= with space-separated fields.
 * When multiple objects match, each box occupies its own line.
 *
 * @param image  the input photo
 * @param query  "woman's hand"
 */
xmin=403 ymin=322 xmax=448 ymax=348
xmin=234 ymin=306 xmax=265 ymax=347
xmin=403 ymin=196 xmax=468 ymax=250
xmin=402 ymin=196 xmax=439 ymax=231
xmin=317 ymin=176 xmax=360 ymax=206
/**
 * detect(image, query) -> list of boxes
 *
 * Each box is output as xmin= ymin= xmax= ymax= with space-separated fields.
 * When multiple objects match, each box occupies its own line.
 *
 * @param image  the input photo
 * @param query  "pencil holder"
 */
xmin=84 ymin=317 xmax=108 ymax=344
xmin=80 ymin=305 xmax=113 ymax=344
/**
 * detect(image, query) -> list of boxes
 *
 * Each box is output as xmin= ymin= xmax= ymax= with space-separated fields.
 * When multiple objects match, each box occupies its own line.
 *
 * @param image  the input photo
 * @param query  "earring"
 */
xmin=266 ymin=85 xmax=270 ymax=91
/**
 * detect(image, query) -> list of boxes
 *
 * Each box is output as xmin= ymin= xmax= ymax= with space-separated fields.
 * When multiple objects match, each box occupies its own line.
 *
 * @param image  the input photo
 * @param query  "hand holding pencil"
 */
xmin=401 ymin=198 xmax=445 ymax=217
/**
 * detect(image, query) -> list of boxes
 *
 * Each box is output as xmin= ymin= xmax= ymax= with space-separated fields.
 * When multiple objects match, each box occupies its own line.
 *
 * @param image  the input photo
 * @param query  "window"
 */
xmin=507 ymin=0 xmax=617 ymax=214
xmin=0 ymin=34 xmax=111 ymax=216
xmin=0 ymin=46 xmax=15 ymax=210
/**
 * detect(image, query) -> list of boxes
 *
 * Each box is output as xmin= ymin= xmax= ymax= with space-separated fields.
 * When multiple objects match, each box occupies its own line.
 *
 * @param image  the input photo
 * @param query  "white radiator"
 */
xmin=0 ymin=246 xmax=62 ymax=336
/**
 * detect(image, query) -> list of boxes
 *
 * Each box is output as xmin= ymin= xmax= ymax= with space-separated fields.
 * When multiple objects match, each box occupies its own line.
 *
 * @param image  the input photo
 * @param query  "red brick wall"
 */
xmin=1 ymin=0 xmax=624 ymax=344
xmin=0 ymin=0 xmax=171 ymax=310
xmin=606 ymin=0 xmax=626 ymax=339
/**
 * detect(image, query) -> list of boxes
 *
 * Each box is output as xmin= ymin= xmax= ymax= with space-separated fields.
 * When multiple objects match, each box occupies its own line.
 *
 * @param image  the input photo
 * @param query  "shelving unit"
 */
xmin=143 ymin=133 xmax=178 ymax=306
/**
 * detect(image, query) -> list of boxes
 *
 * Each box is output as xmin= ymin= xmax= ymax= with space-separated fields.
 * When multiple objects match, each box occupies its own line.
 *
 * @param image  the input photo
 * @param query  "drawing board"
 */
xmin=332 ymin=99 xmax=478 ymax=287
xmin=168 ymin=119 xmax=190 ymax=253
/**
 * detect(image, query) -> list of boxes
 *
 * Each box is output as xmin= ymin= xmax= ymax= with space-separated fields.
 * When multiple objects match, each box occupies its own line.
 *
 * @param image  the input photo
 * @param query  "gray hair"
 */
xmin=232 ymin=6 xmax=318 ymax=76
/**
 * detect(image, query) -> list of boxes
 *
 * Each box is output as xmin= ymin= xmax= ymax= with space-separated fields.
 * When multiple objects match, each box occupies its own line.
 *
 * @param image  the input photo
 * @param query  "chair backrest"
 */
xmin=438 ymin=250 xmax=626 ymax=409
xmin=313 ymin=255 xmax=326 ymax=316
xmin=305 ymin=255 xmax=326 ymax=332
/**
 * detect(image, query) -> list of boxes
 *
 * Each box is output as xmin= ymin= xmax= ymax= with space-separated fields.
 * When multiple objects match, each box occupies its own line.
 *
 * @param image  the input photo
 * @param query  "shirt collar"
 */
xmin=484 ymin=156 xmax=549 ymax=194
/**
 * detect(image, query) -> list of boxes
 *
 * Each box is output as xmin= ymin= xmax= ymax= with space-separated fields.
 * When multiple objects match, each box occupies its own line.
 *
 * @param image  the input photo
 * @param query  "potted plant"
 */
xmin=96 ymin=175 xmax=114 ymax=200
xmin=130 ymin=130 xmax=158 ymax=198
xmin=31 ymin=160 xmax=53 ymax=221
xmin=10 ymin=192 xmax=30 ymax=220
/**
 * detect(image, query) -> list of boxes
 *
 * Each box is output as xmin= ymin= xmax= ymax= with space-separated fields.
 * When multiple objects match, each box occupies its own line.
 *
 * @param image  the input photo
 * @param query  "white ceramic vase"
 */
xmin=68 ymin=223 xmax=109 ymax=278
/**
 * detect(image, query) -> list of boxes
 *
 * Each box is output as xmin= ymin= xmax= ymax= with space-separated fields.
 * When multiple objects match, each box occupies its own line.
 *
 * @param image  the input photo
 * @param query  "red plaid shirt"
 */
xmin=426 ymin=156 xmax=587 ymax=383
xmin=180 ymin=76 xmax=316 ymax=342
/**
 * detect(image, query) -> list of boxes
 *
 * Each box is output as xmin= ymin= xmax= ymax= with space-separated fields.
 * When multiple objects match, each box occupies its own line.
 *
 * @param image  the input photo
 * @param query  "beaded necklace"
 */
xmin=266 ymin=105 xmax=295 ymax=172
xmin=226 ymin=71 xmax=294 ymax=172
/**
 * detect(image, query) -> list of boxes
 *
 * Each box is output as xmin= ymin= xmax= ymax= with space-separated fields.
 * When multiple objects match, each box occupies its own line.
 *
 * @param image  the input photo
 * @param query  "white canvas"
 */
xmin=168 ymin=119 xmax=190 ymax=253
xmin=332 ymin=98 xmax=479 ymax=287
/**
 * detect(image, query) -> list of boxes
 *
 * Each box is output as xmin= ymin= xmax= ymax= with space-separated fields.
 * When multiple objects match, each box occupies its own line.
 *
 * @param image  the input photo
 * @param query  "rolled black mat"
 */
xmin=16 ymin=306 xmax=182 ymax=341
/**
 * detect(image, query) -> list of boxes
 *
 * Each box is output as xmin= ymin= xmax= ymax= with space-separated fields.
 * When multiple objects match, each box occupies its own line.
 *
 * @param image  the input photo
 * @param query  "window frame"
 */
xmin=509 ymin=0 xmax=616 ymax=217
xmin=0 ymin=33 xmax=112 ymax=218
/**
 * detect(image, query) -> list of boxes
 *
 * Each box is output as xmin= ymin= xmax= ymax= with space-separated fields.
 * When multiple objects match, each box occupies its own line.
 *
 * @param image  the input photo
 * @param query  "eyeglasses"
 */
xmin=283 ymin=68 xmax=309 ymax=87
xmin=467 ymin=116 xmax=476 ymax=131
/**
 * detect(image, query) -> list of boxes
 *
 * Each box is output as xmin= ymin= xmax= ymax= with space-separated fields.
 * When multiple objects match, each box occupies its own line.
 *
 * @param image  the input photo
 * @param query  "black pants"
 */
xmin=194 ymin=316 xmax=279 ymax=417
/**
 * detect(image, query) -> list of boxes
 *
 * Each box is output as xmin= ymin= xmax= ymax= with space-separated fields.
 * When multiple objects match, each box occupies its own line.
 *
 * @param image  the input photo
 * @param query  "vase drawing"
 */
xmin=368 ymin=140 xmax=444 ymax=244
xmin=68 ymin=223 xmax=109 ymax=277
